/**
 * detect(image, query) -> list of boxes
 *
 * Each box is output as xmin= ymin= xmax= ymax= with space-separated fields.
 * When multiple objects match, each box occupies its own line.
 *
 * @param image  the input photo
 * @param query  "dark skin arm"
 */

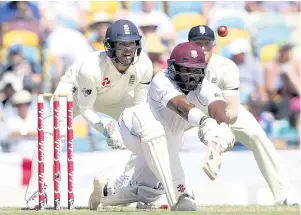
xmin=208 ymin=100 xmax=229 ymax=125
xmin=167 ymin=95 xmax=229 ymax=125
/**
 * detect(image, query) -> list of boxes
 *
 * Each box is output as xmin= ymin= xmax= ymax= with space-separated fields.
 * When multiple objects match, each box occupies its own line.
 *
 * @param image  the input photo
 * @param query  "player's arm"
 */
xmin=166 ymin=88 xmax=229 ymax=126
xmin=134 ymin=56 xmax=154 ymax=105
xmin=76 ymin=67 xmax=105 ymax=133
xmin=165 ymin=94 xmax=209 ymax=127
xmin=222 ymin=62 xmax=240 ymax=124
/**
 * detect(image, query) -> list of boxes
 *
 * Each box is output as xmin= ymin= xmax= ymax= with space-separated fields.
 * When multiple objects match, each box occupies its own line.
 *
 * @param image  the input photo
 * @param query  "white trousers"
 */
xmin=118 ymin=105 xmax=295 ymax=203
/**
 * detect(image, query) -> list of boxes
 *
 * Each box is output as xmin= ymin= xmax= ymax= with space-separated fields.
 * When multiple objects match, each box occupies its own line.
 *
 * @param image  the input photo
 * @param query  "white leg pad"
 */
xmin=132 ymin=106 xmax=193 ymax=208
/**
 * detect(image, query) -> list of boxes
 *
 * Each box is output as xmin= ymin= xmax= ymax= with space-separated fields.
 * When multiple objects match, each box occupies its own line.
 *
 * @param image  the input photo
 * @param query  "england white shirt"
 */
xmin=147 ymin=70 xmax=224 ymax=132
xmin=60 ymin=50 xmax=153 ymax=128
xmin=205 ymin=53 xmax=240 ymax=95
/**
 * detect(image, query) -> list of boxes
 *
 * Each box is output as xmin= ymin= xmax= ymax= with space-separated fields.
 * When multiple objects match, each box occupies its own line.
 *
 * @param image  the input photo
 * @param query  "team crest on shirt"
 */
xmin=128 ymin=75 xmax=136 ymax=86
xmin=81 ymin=88 xmax=92 ymax=97
xmin=191 ymin=50 xmax=198 ymax=58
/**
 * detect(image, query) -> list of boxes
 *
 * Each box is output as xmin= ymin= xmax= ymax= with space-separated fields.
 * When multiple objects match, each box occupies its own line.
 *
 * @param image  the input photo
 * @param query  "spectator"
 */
xmin=2 ymin=44 xmax=41 ymax=85
xmin=228 ymin=39 xmax=268 ymax=107
xmin=0 ymin=72 xmax=23 ymax=110
xmin=4 ymin=89 xmax=37 ymax=154
xmin=144 ymin=33 xmax=167 ymax=74
xmin=246 ymin=1 xmax=300 ymax=13
xmin=264 ymin=43 xmax=300 ymax=100
xmin=0 ymin=1 xmax=40 ymax=24
xmin=46 ymin=17 xmax=93 ymax=88
xmin=87 ymin=12 xmax=113 ymax=51
xmin=38 ymin=1 xmax=89 ymax=32
xmin=127 ymin=1 xmax=175 ymax=45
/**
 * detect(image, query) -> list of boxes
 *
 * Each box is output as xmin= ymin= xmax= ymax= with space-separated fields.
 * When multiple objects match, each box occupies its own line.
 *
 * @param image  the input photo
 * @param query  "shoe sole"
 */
xmin=88 ymin=177 xmax=106 ymax=210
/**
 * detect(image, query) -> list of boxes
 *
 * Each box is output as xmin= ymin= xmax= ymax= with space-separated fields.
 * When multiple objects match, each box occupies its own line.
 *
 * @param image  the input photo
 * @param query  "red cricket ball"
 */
xmin=217 ymin=25 xmax=228 ymax=37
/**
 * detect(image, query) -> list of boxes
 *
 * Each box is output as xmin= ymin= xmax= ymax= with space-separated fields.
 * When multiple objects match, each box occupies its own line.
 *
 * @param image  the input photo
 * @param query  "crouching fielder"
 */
xmin=88 ymin=42 xmax=235 ymax=210
xmin=25 ymin=19 xmax=154 ymax=208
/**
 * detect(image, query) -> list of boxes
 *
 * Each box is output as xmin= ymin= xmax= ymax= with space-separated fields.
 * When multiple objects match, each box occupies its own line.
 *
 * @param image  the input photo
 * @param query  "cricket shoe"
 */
xmin=26 ymin=190 xmax=48 ymax=210
xmin=283 ymin=199 xmax=300 ymax=206
xmin=88 ymin=176 xmax=109 ymax=210
xmin=171 ymin=194 xmax=197 ymax=211
xmin=279 ymin=195 xmax=300 ymax=206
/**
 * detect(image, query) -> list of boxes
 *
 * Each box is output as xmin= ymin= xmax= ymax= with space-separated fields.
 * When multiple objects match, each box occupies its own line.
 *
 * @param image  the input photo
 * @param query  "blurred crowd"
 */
xmin=0 ymin=1 xmax=299 ymax=154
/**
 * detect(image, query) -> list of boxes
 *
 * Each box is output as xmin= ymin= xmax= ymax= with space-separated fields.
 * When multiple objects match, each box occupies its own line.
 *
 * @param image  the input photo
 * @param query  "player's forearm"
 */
xmin=167 ymin=95 xmax=207 ymax=126
xmin=167 ymin=95 xmax=193 ymax=120
xmin=224 ymin=94 xmax=240 ymax=124
xmin=80 ymin=108 xmax=105 ymax=132
xmin=208 ymin=100 xmax=229 ymax=125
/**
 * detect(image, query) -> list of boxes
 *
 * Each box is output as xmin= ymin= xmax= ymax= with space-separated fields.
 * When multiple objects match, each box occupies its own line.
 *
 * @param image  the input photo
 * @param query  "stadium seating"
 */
xmin=250 ymin=12 xmax=288 ymax=29
xmin=214 ymin=17 xmax=246 ymax=30
xmin=2 ymin=30 xmax=40 ymax=49
xmin=216 ymin=28 xmax=250 ymax=47
xmin=127 ymin=1 xmax=163 ymax=12
xmin=257 ymin=27 xmax=292 ymax=46
xmin=260 ymin=44 xmax=279 ymax=63
xmin=173 ymin=13 xmax=206 ymax=31
xmin=86 ymin=1 xmax=120 ymax=25
xmin=167 ymin=1 xmax=203 ymax=17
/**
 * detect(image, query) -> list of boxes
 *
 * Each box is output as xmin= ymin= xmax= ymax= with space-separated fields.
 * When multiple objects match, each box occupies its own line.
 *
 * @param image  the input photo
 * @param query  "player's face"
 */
xmin=175 ymin=66 xmax=205 ymax=92
xmin=191 ymin=39 xmax=215 ymax=63
xmin=114 ymin=41 xmax=137 ymax=65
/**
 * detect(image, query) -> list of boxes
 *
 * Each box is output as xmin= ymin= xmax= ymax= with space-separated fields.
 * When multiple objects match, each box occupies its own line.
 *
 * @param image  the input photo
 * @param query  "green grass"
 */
xmin=0 ymin=205 xmax=299 ymax=215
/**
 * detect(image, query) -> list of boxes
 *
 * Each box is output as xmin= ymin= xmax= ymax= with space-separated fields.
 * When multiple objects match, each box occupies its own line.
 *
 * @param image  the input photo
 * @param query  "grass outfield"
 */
xmin=0 ymin=206 xmax=299 ymax=215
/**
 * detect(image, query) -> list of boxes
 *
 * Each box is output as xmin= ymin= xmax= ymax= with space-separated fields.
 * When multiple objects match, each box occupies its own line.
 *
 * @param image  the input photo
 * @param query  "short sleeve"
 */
xmin=134 ymin=55 xmax=154 ymax=104
xmin=148 ymin=71 xmax=183 ymax=107
xmin=221 ymin=61 xmax=240 ymax=92
xmin=194 ymin=79 xmax=225 ymax=107
xmin=76 ymin=63 xmax=98 ymax=110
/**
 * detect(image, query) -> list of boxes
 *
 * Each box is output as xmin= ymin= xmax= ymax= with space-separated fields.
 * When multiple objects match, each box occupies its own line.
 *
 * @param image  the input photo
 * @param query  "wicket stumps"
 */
xmin=37 ymin=93 xmax=74 ymax=210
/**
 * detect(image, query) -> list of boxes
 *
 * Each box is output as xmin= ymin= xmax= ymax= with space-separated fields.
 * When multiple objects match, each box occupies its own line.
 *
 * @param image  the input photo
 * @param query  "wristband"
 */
xmin=188 ymin=108 xmax=207 ymax=127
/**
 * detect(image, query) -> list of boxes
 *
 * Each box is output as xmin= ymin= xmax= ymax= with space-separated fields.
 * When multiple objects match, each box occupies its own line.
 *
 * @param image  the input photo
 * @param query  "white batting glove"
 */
xmin=198 ymin=117 xmax=220 ymax=145
xmin=218 ymin=123 xmax=235 ymax=153
xmin=198 ymin=119 xmax=235 ymax=153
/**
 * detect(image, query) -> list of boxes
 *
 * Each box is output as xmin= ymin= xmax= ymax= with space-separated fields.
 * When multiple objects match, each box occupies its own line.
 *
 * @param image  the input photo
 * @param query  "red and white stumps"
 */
xmin=67 ymin=94 xmax=74 ymax=209
xmin=53 ymin=95 xmax=61 ymax=210
xmin=37 ymin=93 xmax=74 ymax=210
xmin=37 ymin=95 xmax=45 ymax=210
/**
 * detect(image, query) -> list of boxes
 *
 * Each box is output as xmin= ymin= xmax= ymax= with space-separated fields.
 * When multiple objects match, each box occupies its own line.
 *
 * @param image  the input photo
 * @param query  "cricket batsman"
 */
xmin=25 ymin=19 xmax=154 ymax=208
xmin=88 ymin=42 xmax=236 ymax=210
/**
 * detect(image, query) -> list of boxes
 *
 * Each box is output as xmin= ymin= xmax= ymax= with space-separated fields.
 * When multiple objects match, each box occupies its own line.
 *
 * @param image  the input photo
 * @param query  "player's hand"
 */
xmin=218 ymin=123 xmax=235 ymax=152
xmin=198 ymin=118 xmax=220 ymax=145
xmin=103 ymin=120 xmax=127 ymax=150
xmin=107 ymin=139 xmax=127 ymax=150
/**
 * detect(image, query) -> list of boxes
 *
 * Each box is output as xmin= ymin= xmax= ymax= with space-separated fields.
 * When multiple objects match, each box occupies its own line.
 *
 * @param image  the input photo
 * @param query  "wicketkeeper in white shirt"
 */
xmin=25 ymin=19 xmax=154 ymax=208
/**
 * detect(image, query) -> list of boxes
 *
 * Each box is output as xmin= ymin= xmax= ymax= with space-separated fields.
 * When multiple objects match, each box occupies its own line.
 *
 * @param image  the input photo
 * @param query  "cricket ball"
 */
xmin=217 ymin=25 xmax=228 ymax=37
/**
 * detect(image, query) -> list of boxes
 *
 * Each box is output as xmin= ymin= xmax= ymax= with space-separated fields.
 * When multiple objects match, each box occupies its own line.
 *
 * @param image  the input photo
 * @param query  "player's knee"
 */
xmin=120 ymin=119 xmax=143 ymax=155
xmin=132 ymin=105 xmax=165 ymax=143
